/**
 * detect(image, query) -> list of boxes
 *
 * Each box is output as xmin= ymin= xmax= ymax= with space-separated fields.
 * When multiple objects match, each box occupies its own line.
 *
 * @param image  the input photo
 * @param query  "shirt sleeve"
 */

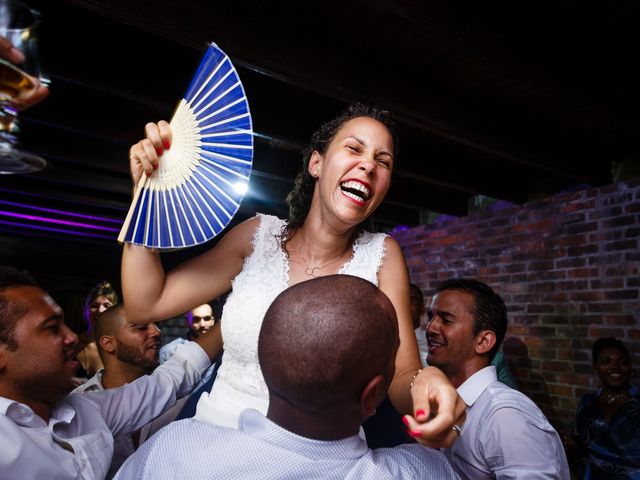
xmin=479 ymin=406 xmax=570 ymax=479
xmin=84 ymin=341 xmax=210 ymax=438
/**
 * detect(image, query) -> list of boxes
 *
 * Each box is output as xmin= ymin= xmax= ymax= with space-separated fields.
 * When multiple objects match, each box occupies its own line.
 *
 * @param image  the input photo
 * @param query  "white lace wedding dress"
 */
xmin=194 ymin=214 xmax=388 ymax=427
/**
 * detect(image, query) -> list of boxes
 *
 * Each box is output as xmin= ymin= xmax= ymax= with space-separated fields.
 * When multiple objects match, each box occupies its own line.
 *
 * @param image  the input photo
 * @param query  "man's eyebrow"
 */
xmin=39 ymin=314 xmax=63 ymax=326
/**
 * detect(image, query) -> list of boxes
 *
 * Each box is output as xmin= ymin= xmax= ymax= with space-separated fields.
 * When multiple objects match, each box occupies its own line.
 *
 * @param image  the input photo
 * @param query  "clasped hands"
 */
xmin=404 ymin=366 xmax=467 ymax=448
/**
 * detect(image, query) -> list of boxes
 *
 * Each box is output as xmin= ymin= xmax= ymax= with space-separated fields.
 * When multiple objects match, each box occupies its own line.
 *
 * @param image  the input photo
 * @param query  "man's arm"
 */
xmin=193 ymin=321 xmax=223 ymax=361
xmin=85 ymin=337 xmax=214 ymax=438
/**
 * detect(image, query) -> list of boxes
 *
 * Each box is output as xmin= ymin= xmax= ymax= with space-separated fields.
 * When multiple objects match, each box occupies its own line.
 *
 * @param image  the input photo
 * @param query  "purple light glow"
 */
xmin=0 ymin=219 xmax=116 ymax=240
xmin=0 ymin=200 xmax=123 ymax=224
xmin=0 ymin=210 xmax=120 ymax=232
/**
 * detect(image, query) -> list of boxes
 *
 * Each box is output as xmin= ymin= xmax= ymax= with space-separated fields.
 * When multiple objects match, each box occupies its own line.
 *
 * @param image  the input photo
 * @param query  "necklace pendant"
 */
xmin=304 ymin=267 xmax=320 ymax=277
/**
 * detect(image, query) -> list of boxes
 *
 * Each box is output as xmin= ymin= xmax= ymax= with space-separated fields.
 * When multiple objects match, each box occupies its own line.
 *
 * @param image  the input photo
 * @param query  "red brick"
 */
xmin=625 ymin=203 xmax=640 ymax=213
xmin=556 ymin=257 xmax=586 ymax=268
xmin=602 ymin=215 xmax=636 ymax=228
xmin=603 ymin=315 xmax=636 ymax=326
xmin=604 ymin=239 xmax=638 ymax=251
xmin=527 ymin=304 xmax=555 ymax=314
xmin=571 ymin=291 xmax=604 ymax=302
xmin=587 ymin=302 xmax=623 ymax=313
xmin=589 ymin=326 xmax=625 ymax=338
xmin=590 ymin=278 xmax=625 ymax=289
xmin=547 ymin=383 xmax=574 ymax=396
xmin=604 ymin=289 xmax=638 ymax=300
xmin=567 ymin=245 xmax=599 ymax=257
xmin=564 ymin=222 xmax=598 ymax=235
xmin=588 ymin=230 xmax=625 ymax=243
xmin=568 ymin=268 xmax=599 ymax=279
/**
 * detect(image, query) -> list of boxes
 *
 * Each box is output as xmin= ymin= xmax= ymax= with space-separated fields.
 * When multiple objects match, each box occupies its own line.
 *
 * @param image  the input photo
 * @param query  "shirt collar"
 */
xmin=239 ymin=409 xmax=369 ymax=460
xmin=83 ymin=370 xmax=105 ymax=390
xmin=0 ymin=396 xmax=49 ymax=427
xmin=457 ymin=366 xmax=497 ymax=407
xmin=1 ymin=394 xmax=77 ymax=426
xmin=0 ymin=395 xmax=17 ymax=415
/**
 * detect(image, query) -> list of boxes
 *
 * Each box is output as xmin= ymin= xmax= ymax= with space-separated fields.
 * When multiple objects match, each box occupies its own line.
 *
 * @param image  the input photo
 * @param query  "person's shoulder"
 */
xmin=142 ymin=418 xmax=228 ymax=452
xmin=366 ymin=445 xmax=458 ymax=479
xmin=479 ymin=382 xmax=551 ymax=422
xmin=478 ymin=384 xmax=560 ymax=438
xmin=225 ymin=214 xmax=282 ymax=246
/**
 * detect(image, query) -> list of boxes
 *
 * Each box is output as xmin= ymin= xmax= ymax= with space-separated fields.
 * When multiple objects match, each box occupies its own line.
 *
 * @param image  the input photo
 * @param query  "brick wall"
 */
xmin=392 ymin=179 xmax=640 ymax=431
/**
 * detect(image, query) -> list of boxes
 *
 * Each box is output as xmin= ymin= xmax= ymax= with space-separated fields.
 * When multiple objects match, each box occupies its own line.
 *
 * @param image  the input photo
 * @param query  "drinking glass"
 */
xmin=0 ymin=0 xmax=47 ymax=174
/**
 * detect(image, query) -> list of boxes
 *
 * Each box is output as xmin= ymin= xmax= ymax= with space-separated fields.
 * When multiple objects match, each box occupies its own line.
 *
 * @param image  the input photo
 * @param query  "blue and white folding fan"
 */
xmin=118 ymin=42 xmax=253 ymax=249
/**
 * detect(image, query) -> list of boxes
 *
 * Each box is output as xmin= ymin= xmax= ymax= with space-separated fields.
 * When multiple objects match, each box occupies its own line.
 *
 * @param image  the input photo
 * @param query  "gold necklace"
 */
xmin=296 ymin=239 xmax=349 ymax=277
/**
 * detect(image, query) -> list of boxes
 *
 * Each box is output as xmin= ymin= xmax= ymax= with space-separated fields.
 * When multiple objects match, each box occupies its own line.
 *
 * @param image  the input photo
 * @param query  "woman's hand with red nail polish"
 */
xmin=406 ymin=366 xmax=467 ymax=448
xmin=128 ymin=120 xmax=172 ymax=186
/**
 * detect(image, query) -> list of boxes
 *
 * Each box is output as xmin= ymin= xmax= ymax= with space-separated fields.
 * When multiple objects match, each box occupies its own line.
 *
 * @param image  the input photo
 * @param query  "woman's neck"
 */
xmin=294 ymin=216 xmax=355 ymax=264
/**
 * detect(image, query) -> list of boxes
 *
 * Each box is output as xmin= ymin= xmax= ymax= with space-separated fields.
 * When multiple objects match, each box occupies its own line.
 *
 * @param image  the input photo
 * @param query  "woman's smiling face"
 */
xmin=595 ymin=345 xmax=632 ymax=389
xmin=309 ymin=116 xmax=394 ymax=227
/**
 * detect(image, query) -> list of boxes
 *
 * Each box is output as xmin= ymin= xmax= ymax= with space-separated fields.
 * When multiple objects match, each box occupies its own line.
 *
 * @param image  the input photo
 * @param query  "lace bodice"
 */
xmin=216 ymin=214 xmax=388 ymax=401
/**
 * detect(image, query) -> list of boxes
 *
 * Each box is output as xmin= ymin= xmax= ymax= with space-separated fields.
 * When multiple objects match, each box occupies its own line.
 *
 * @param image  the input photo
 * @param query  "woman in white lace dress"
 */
xmin=123 ymin=104 xmax=465 ymax=446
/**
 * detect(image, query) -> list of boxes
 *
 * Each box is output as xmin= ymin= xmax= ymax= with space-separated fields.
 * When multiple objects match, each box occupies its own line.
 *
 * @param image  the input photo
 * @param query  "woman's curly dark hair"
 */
xmin=281 ymin=103 xmax=399 ymax=250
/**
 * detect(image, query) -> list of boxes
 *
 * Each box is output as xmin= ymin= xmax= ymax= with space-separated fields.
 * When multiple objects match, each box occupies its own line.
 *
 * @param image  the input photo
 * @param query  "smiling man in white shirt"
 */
xmin=426 ymin=278 xmax=569 ymax=480
xmin=0 ymin=266 xmax=221 ymax=480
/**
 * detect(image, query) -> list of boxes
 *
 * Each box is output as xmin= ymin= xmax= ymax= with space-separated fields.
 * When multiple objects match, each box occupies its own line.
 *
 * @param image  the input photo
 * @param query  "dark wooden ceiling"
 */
xmin=2 ymin=0 xmax=639 ymax=282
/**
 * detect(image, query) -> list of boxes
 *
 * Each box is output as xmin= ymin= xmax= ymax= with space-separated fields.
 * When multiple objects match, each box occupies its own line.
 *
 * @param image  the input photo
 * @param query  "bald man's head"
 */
xmin=258 ymin=275 xmax=399 ymax=414
xmin=94 ymin=304 xmax=126 ymax=341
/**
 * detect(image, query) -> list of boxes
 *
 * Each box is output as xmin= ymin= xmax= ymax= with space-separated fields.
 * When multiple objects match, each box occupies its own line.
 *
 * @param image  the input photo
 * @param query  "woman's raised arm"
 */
xmin=121 ymin=121 xmax=257 ymax=324
xmin=378 ymin=237 xmax=466 ymax=447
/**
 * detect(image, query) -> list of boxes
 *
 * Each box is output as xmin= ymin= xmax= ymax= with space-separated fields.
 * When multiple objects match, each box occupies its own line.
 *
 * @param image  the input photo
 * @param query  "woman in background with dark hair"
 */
xmin=575 ymin=337 xmax=640 ymax=479
xmin=122 ymin=104 xmax=464 ymax=445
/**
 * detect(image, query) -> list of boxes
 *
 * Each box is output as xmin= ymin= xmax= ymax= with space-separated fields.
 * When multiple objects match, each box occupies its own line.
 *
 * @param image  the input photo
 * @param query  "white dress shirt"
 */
xmin=448 ymin=366 xmax=569 ymax=480
xmin=0 ymin=342 xmax=209 ymax=480
xmin=415 ymin=326 xmax=429 ymax=367
xmin=71 ymin=369 xmax=190 ymax=478
xmin=116 ymin=409 xmax=460 ymax=479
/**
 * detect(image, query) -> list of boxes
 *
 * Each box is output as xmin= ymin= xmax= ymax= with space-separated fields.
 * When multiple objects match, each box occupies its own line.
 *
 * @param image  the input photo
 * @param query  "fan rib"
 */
xmin=183 ymin=182 xmax=216 ymax=237
xmin=196 ymin=165 xmax=240 ymax=208
xmin=189 ymin=59 xmax=228 ymax=111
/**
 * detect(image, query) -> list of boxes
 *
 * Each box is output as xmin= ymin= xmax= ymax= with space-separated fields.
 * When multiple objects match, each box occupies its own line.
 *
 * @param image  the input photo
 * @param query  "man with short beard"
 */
xmin=73 ymin=304 xmax=168 ymax=478
xmin=0 ymin=266 xmax=221 ymax=480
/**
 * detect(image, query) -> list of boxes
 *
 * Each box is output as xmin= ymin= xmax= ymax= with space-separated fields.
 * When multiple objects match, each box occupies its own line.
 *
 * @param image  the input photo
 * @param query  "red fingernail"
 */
xmin=401 ymin=416 xmax=409 ymax=426
xmin=409 ymin=430 xmax=422 ymax=438
xmin=153 ymin=163 xmax=158 ymax=170
xmin=155 ymin=146 xmax=163 ymax=156
xmin=163 ymin=140 xmax=170 ymax=149
xmin=416 ymin=409 xmax=425 ymax=417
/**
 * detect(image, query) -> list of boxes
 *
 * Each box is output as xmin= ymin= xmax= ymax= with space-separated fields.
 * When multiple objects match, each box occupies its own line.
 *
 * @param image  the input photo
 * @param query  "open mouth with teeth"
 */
xmin=340 ymin=180 xmax=371 ymax=205
xmin=427 ymin=338 xmax=445 ymax=352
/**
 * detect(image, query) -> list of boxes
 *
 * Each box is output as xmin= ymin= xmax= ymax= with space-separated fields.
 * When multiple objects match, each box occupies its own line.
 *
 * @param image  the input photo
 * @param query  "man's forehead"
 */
xmin=191 ymin=304 xmax=212 ymax=315
xmin=431 ymin=290 xmax=473 ymax=311
xmin=7 ymin=286 xmax=62 ymax=316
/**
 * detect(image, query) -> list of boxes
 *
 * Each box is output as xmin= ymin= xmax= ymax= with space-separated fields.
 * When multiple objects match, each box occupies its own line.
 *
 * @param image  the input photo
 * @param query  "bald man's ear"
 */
xmin=359 ymin=374 xmax=386 ymax=420
xmin=98 ymin=335 xmax=116 ymax=355
xmin=475 ymin=330 xmax=497 ymax=356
